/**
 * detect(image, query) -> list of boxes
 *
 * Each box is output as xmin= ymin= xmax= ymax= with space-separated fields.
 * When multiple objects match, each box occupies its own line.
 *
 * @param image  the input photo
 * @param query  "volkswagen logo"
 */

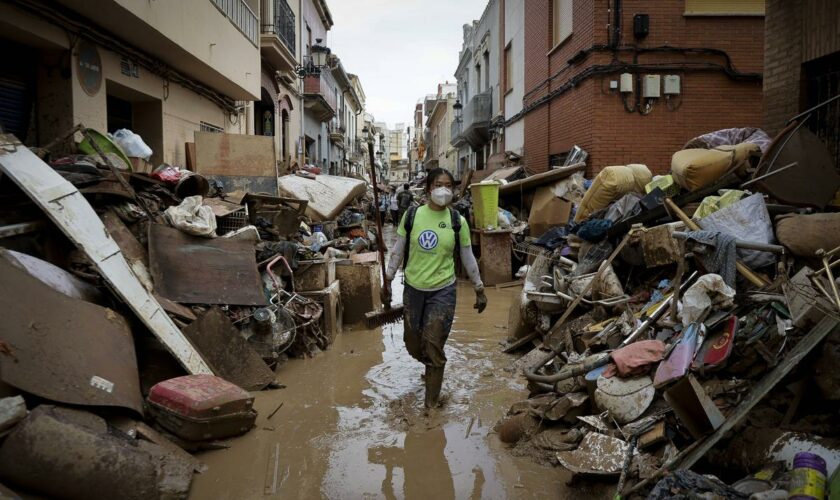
xmin=418 ymin=230 xmax=438 ymax=250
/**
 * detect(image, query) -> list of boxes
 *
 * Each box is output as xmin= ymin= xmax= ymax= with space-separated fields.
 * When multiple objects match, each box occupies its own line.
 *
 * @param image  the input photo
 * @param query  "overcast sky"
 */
xmin=327 ymin=0 xmax=488 ymax=129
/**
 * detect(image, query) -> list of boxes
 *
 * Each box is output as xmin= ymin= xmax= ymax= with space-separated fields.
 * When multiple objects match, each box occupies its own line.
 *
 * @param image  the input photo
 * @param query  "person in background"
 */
xmin=383 ymin=168 xmax=487 ymax=409
xmin=389 ymin=186 xmax=400 ymax=225
xmin=378 ymin=190 xmax=389 ymax=224
xmin=396 ymin=183 xmax=414 ymax=225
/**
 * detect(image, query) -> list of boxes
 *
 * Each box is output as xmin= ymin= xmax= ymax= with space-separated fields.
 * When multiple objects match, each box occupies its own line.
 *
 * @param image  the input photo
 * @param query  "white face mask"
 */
xmin=430 ymin=187 xmax=453 ymax=206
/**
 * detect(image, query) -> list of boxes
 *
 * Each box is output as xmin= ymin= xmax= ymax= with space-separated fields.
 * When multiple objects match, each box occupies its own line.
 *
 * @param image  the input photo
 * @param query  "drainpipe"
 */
xmin=298 ymin=0 xmax=306 ymax=170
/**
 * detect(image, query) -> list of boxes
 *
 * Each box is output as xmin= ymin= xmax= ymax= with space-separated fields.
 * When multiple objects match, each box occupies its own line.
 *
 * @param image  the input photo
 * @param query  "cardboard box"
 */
xmin=129 ymin=157 xmax=153 ymax=174
xmin=528 ymin=186 xmax=572 ymax=238
xmin=293 ymin=259 xmax=336 ymax=292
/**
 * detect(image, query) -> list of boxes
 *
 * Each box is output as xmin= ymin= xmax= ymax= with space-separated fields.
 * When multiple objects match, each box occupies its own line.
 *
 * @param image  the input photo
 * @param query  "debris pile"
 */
xmin=495 ymin=125 xmax=840 ymax=497
xmin=0 ymin=127 xmax=382 ymax=498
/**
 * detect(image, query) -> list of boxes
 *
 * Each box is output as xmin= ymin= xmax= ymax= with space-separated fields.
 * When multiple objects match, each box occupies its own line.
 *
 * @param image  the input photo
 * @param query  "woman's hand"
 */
xmin=474 ymin=287 xmax=487 ymax=314
xmin=381 ymin=277 xmax=393 ymax=307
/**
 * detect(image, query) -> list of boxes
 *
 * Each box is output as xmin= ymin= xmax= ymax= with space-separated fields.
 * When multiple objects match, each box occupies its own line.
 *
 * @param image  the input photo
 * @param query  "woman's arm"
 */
xmin=386 ymin=235 xmax=406 ymax=281
xmin=459 ymin=245 xmax=484 ymax=291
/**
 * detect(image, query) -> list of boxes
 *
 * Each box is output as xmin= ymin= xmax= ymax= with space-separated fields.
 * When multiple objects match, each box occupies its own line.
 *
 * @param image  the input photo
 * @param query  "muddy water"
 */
xmin=190 ymin=229 xmax=575 ymax=499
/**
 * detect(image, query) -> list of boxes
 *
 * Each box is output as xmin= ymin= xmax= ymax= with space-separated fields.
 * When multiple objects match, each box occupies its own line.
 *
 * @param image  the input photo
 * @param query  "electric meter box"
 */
xmin=619 ymin=73 xmax=633 ymax=93
xmin=664 ymin=75 xmax=681 ymax=95
xmin=643 ymin=74 xmax=661 ymax=98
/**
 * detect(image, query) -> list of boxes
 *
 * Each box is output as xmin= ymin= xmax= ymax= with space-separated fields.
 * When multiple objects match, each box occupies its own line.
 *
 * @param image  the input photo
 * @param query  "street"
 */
xmin=190 ymin=228 xmax=587 ymax=499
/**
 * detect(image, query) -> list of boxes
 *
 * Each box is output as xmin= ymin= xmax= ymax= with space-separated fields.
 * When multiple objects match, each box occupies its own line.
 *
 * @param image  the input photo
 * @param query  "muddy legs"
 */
xmin=424 ymin=365 xmax=445 ymax=408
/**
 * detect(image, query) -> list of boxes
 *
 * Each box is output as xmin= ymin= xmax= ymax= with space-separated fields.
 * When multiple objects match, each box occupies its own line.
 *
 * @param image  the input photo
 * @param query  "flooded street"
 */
xmin=190 ymin=229 xmax=575 ymax=499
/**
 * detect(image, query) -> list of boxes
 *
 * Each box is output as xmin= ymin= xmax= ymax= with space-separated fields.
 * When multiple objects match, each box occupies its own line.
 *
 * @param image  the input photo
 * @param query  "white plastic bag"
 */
xmin=164 ymin=196 xmax=217 ymax=237
xmin=679 ymin=274 xmax=735 ymax=327
xmin=112 ymin=129 xmax=153 ymax=161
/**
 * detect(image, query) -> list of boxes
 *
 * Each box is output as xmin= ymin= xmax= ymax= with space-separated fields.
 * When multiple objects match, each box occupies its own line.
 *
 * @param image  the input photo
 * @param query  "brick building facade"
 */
xmin=520 ymin=1 xmax=765 ymax=175
xmin=764 ymin=0 xmax=839 ymax=169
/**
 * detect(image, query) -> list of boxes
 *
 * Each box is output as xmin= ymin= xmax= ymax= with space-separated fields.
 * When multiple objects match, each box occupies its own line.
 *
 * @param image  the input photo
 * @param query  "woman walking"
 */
xmin=383 ymin=168 xmax=487 ymax=409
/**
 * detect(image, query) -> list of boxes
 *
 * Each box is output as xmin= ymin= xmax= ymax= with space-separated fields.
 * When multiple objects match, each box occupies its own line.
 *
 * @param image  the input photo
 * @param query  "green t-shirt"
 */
xmin=397 ymin=205 xmax=472 ymax=290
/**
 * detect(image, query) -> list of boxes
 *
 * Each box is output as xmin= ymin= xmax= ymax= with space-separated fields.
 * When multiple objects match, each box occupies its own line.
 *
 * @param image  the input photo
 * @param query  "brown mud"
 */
xmin=190 ymin=227 xmax=597 ymax=499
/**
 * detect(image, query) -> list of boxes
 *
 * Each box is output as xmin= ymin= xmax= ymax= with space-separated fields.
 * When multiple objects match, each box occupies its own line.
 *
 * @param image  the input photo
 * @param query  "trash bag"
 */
xmin=575 ymin=164 xmax=651 ymax=222
xmin=699 ymin=193 xmax=776 ymax=268
xmin=163 ymin=195 xmax=217 ymax=237
xmin=692 ymin=189 xmax=747 ymax=220
xmin=111 ymin=129 xmax=153 ymax=161
xmin=671 ymin=143 xmax=759 ymax=192
xmin=679 ymin=274 xmax=735 ymax=327
xmin=775 ymin=212 xmax=840 ymax=257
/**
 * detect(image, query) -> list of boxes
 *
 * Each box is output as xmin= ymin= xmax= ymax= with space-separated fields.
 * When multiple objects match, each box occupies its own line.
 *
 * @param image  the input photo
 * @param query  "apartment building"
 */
xmin=258 ymin=0 xmax=301 ymax=172
xmin=451 ymin=0 xmax=502 ymax=179
xmin=521 ymin=0 xmax=765 ymax=175
xmin=423 ymin=83 xmax=458 ymax=175
xmin=0 ymin=0 xmax=261 ymax=165
xmin=764 ymin=0 xmax=840 ymax=170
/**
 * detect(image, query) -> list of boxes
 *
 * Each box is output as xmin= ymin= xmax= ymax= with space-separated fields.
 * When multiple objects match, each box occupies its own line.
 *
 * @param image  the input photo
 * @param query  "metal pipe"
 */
xmin=620 ymin=271 xmax=699 ymax=347
xmin=0 ymin=221 xmax=45 ymax=238
xmin=665 ymin=198 xmax=769 ymax=287
xmin=672 ymin=232 xmax=786 ymax=254
xmin=740 ymin=161 xmax=797 ymax=188
xmin=785 ymin=93 xmax=840 ymax=125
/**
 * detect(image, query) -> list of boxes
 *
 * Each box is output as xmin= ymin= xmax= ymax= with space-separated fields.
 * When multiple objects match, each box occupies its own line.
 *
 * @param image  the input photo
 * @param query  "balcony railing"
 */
xmin=261 ymin=0 xmax=295 ymax=54
xmin=463 ymin=90 xmax=492 ymax=130
xmin=211 ymin=0 xmax=258 ymax=46
xmin=303 ymin=60 xmax=338 ymax=119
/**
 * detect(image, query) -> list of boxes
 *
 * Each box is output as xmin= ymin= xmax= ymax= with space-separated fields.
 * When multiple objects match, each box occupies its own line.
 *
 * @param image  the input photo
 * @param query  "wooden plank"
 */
xmin=185 ymin=142 xmax=196 ymax=172
xmin=478 ymin=230 xmax=512 ymax=286
xmin=498 ymin=163 xmax=585 ymax=196
xmin=148 ymin=223 xmax=267 ymax=306
xmin=0 ymin=134 xmax=212 ymax=375
xmin=676 ymin=316 xmax=840 ymax=470
xmin=194 ymin=132 xmax=276 ymax=178
xmin=503 ymin=331 xmax=539 ymax=353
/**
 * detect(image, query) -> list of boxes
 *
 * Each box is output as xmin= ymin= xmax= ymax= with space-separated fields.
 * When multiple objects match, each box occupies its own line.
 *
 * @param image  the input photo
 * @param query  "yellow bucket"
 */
xmin=470 ymin=182 xmax=500 ymax=230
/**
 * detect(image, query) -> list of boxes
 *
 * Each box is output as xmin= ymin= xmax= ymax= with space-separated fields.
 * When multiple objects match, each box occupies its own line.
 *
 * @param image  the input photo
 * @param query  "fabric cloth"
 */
xmin=534 ymin=225 xmax=571 ymax=250
xmin=682 ymin=127 xmax=771 ymax=154
xmin=395 ymin=205 xmax=472 ymax=290
xmin=575 ymin=219 xmax=613 ymax=242
xmin=403 ymin=283 xmax=457 ymax=367
xmin=684 ymin=230 xmax=737 ymax=287
xmin=386 ymin=234 xmax=483 ymax=290
xmin=389 ymin=192 xmax=399 ymax=211
xmin=603 ymin=340 xmax=666 ymax=378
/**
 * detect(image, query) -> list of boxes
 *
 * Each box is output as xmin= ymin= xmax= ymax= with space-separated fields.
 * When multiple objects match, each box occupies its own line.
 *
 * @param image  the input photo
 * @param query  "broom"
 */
xmin=364 ymin=141 xmax=404 ymax=328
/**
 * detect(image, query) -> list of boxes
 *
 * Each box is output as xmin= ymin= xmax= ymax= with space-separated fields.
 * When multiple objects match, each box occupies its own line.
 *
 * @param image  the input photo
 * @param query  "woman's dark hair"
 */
xmin=424 ymin=168 xmax=456 ymax=193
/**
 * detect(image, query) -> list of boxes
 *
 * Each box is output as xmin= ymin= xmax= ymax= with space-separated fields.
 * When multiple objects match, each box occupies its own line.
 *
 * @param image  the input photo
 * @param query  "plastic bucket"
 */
xmin=470 ymin=182 xmax=500 ymax=230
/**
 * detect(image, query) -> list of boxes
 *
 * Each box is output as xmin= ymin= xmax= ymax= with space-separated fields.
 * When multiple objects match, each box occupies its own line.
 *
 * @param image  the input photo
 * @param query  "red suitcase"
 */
xmin=148 ymin=375 xmax=257 ymax=441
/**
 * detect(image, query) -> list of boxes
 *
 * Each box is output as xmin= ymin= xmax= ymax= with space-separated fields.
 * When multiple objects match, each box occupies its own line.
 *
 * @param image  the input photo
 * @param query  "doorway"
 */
xmin=105 ymin=81 xmax=163 ymax=165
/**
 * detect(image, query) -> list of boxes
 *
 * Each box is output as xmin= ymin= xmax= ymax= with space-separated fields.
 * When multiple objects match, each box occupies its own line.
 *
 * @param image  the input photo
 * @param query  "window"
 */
xmin=483 ymin=51 xmax=490 ymax=91
xmin=684 ymin=0 xmax=764 ymax=16
xmin=475 ymin=64 xmax=482 ymax=94
xmin=200 ymin=121 xmax=224 ymax=133
xmin=504 ymin=43 xmax=513 ymax=93
xmin=552 ymin=0 xmax=573 ymax=47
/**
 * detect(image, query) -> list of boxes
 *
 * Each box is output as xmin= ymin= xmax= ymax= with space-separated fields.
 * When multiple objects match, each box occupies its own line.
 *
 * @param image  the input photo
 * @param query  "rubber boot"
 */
xmin=424 ymin=365 xmax=445 ymax=409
